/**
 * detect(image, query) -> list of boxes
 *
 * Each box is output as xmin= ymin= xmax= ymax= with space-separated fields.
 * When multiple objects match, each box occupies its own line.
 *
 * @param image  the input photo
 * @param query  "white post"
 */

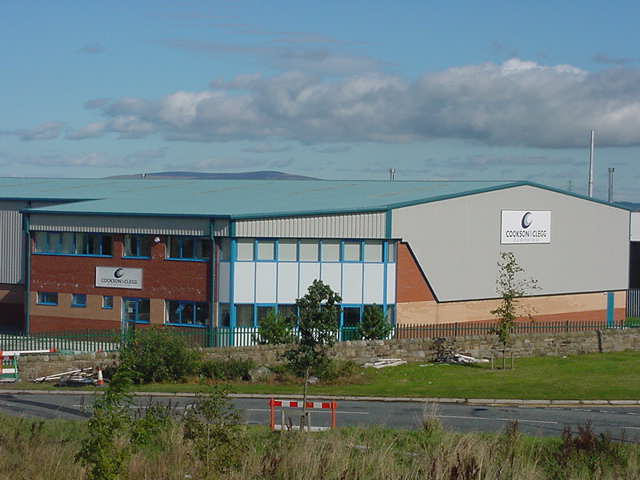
xmin=588 ymin=130 xmax=595 ymax=197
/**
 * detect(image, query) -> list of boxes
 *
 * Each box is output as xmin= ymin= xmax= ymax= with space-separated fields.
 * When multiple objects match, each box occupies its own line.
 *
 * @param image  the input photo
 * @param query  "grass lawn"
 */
xmin=5 ymin=351 xmax=640 ymax=400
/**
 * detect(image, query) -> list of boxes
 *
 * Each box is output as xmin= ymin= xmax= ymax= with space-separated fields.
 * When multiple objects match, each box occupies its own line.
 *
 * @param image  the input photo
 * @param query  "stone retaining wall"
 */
xmin=14 ymin=329 xmax=640 ymax=381
xmin=198 ymin=329 xmax=640 ymax=365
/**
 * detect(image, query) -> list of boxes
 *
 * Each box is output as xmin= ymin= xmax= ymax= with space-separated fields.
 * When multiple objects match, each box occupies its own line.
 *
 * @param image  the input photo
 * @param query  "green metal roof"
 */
xmin=0 ymin=177 xmax=628 ymax=219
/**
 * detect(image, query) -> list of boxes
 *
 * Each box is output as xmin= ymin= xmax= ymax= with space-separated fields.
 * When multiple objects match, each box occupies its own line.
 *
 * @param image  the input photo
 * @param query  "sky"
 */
xmin=1 ymin=1 xmax=640 ymax=201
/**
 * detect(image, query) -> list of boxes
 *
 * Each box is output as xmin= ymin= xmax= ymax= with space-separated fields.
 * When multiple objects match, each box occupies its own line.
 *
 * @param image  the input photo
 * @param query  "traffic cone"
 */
xmin=96 ymin=367 xmax=105 ymax=386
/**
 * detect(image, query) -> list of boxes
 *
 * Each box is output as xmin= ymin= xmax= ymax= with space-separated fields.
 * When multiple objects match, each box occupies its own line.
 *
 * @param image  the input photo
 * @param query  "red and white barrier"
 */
xmin=269 ymin=398 xmax=337 ymax=431
xmin=0 ymin=348 xmax=57 ymax=382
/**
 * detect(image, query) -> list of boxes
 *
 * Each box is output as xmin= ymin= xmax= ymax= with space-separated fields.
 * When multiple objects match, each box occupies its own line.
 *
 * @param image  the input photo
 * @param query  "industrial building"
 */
xmin=0 ymin=178 xmax=632 ymax=334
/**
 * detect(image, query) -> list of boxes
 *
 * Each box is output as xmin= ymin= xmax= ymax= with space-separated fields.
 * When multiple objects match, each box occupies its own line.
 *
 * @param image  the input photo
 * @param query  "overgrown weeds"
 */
xmin=2 ymin=401 xmax=640 ymax=479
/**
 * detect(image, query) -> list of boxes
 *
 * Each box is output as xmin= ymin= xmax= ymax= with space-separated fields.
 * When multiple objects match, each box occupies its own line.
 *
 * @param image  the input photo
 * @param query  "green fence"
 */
xmin=0 ymin=319 xmax=630 ymax=353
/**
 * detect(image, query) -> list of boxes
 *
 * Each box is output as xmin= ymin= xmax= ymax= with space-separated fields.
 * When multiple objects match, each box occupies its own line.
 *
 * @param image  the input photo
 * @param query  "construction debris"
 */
xmin=363 ymin=358 xmax=407 ymax=369
xmin=33 ymin=366 xmax=107 ymax=386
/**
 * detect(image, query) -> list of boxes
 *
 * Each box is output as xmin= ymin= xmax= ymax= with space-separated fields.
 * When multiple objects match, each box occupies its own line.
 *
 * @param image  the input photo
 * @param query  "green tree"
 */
xmin=357 ymin=304 xmax=393 ymax=340
xmin=284 ymin=279 xmax=341 ymax=426
xmin=490 ymin=252 xmax=538 ymax=368
xmin=183 ymin=386 xmax=245 ymax=476
xmin=256 ymin=310 xmax=295 ymax=344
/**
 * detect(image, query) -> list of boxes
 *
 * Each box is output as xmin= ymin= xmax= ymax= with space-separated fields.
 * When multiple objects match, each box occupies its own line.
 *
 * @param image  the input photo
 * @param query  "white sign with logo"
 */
xmin=95 ymin=267 xmax=143 ymax=289
xmin=501 ymin=210 xmax=551 ymax=244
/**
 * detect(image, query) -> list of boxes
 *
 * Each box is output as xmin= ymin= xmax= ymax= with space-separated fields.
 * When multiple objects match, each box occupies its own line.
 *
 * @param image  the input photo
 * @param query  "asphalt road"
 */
xmin=1 ymin=392 xmax=639 ymax=441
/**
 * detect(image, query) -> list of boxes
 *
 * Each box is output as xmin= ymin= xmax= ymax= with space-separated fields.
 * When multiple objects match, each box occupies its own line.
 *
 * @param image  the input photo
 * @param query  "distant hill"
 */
xmin=107 ymin=170 xmax=317 ymax=180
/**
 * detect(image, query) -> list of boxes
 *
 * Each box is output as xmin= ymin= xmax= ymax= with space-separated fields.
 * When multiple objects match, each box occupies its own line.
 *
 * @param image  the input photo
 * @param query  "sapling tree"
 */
xmin=283 ymin=279 xmax=341 ymax=428
xmin=490 ymin=251 xmax=538 ymax=368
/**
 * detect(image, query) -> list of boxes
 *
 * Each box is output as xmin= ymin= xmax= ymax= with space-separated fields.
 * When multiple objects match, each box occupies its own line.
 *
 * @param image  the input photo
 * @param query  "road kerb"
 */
xmin=0 ymin=390 xmax=639 ymax=407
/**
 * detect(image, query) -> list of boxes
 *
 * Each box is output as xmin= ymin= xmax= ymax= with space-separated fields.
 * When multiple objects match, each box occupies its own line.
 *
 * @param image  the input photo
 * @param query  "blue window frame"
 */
xmin=341 ymin=305 xmax=362 ymax=328
xmin=102 ymin=295 xmax=113 ymax=309
xmin=278 ymin=239 xmax=298 ymax=262
xmin=123 ymin=234 xmax=152 ymax=258
xmin=168 ymin=236 xmax=210 ymax=261
xmin=166 ymin=300 xmax=209 ymax=327
xmin=37 ymin=292 xmax=58 ymax=306
xmin=342 ymin=240 xmax=362 ymax=262
xmin=255 ymin=304 xmax=276 ymax=325
xmin=33 ymin=231 xmax=112 ymax=257
xmin=122 ymin=297 xmax=150 ymax=324
xmin=256 ymin=239 xmax=276 ymax=261
xmin=71 ymin=293 xmax=87 ymax=308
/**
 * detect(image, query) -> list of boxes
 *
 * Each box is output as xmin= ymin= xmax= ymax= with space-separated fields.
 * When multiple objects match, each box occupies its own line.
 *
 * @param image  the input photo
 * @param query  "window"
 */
xmin=343 ymin=306 xmax=361 ymax=327
xmin=33 ymin=232 xmax=112 ymax=256
xmin=219 ymin=238 xmax=231 ymax=261
xmin=278 ymin=304 xmax=298 ymax=321
xmin=364 ymin=241 xmax=383 ymax=262
xmin=256 ymin=305 xmax=275 ymax=325
xmin=122 ymin=298 xmax=150 ymax=323
xmin=71 ymin=294 xmax=87 ymax=307
xmin=236 ymin=304 xmax=254 ymax=327
xmin=257 ymin=240 xmax=276 ymax=261
xmin=386 ymin=241 xmax=396 ymax=263
xmin=168 ymin=237 xmax=210 ymax=260
xmin=124 ymin=234 xmax=152 ymax=258
xmin=37 ymin=292 xmax=58 ymax=306
xmin=102 ymin=296 xmax=113 ymax=309
xmin=236 ymin=239 xmax=254 ymax=261
xmin=219 ymin=304 xmax=231 ymax=327
xmin=343 ymin=241 xmax=361 ymax=262
xmin=278 ymin=240 xmax=297 ymax=261
xmin=299 ymin=240 xmax=319 ymax=261
xmin=321 ymin=240 xmax=340 ymax=262
xmin=167 ymin=300 xmax=209 ymax=326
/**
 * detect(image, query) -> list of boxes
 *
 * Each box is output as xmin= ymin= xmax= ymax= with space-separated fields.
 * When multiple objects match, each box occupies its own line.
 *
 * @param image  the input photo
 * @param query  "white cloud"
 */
xmin=68 ymin=59 xmax=640 ymax=148
xmin=0 ymin=121 xmax=65 ymax=141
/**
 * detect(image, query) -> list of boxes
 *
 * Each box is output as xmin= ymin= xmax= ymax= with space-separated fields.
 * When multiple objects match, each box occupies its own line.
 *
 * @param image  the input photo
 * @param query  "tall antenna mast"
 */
xmin=587 ymin=130 xmax=595 ymax=197
xmin=608 ymin=167 xmax=615 ymax=203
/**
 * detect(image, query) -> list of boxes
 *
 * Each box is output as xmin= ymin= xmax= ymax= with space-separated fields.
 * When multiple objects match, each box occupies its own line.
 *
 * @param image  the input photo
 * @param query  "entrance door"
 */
xmin=122 ymin=298 xmax=150 ymax=332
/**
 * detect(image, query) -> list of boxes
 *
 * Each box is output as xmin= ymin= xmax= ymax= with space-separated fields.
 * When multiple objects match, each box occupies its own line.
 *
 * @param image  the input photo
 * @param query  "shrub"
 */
xmin=119 ymin=327 xmax=201 ymax=384
xmin=256 ymin=310 xmax=295 ymax=344
xmin=199 ymin=358 xmax=255 ymax=381
xmin=316 ymin=359 xmax=361 ymax=381
xmin=357 ymin=304 xmax=393 ymax=340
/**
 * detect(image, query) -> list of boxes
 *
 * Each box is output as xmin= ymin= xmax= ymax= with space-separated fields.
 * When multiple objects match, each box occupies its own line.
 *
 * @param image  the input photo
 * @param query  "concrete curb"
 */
xmin=0 ymin=389 xmax=639 ymax=407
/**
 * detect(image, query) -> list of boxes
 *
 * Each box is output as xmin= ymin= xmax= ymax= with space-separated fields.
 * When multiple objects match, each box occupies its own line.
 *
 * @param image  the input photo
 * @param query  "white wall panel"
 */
xmin=320 ymin=263 xmax=342 ymax=296
xmin=218 ymin=262 xmax=230 ymax=303
xmin=255 ymin=263 xmax=277 ymax=303
xmin=386 ymin=264 xmax=396 ymax=304
xmin=632 ymin=212 xmax=640 ymax=241
xmin=363 ymin=263 xmax=385 ymax=304
xmin=30 ymin=214 xmax=209 ymax=236
xmin=393 ymin=185 xmax=630 ymax=301
xmin=342 ymin=263 xmax=363 ymax=304
xmin=234 ymin=262 xmax=255 ymax=303
xmin=299 ymin=263 xmax=320 ymax=297
xmin=235 ymin=211 xmax=386 ymax=239
xmin=277 ymin=263 xmax=299 ymax=303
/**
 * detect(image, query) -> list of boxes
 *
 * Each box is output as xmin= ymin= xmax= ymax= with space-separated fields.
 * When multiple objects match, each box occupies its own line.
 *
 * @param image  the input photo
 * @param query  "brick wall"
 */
xmin=29 ymin=234 xmax=211 ymax=331
xmin=396 ymin=242 xmax=436 ymax=302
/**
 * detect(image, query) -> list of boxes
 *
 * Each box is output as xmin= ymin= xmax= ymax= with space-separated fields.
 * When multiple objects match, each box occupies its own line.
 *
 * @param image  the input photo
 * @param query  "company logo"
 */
xmin=114 ymin=268 xmax=125 ymax=278
xmin=521 ymin=211 xmax=533 ymax=229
